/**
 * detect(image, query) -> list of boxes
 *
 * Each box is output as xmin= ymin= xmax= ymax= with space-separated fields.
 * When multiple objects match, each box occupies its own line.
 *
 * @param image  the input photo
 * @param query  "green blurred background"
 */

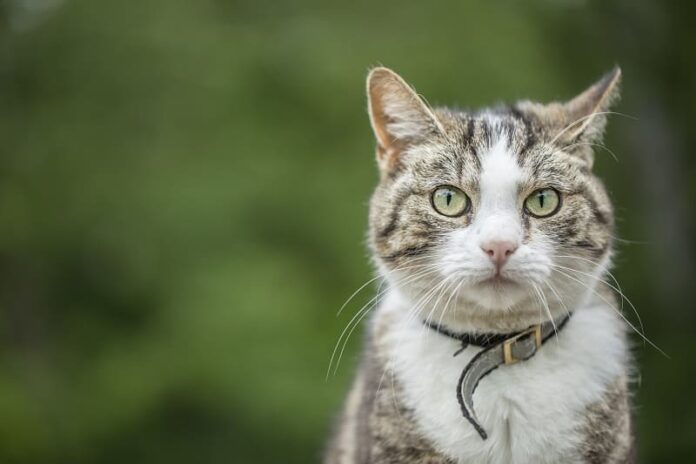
xmin=0 ymin=0 xmax=694 ymax=462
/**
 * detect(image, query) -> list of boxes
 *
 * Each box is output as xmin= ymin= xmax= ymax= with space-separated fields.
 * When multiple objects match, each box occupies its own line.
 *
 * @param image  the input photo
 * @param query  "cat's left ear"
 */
xmin=557 ymin=66 xmax=621 ymax=147
xmin=521 ymin=66 xmax=621 ymax=167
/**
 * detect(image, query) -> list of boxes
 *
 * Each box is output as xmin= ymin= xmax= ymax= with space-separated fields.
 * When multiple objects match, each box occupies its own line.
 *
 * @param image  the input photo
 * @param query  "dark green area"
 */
xmin=0 ymin=0 xmax=693 ymax=462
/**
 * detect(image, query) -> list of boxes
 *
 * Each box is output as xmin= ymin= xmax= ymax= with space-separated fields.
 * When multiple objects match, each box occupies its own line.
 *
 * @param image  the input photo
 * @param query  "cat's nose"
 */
xmin=481 ymin=240 xmax=518 ymax=269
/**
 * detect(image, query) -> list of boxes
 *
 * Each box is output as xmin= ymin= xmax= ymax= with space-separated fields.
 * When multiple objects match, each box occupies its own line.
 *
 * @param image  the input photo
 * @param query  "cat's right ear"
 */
xmin=366 ymin=67 xmax=444 ymax=173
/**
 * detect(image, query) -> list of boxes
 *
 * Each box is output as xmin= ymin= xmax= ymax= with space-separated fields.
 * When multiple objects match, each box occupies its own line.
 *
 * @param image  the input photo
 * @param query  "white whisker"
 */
xmin=532 ymin=283 xmax=558 ymax=338
xmin=550 ymin=256 xmax=645 ymax=337
xmin=548 ymin=111 xmax=635 ymax=146
xmin=552 ymin=267 xmax=668 ymax=358
xmin=327 ymin=264 xmax=441 ymax=379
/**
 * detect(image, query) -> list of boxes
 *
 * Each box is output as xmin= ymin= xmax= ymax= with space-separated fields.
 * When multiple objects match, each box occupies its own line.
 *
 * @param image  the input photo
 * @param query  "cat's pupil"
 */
xmin=446 ymin=192 xmax=452 ymax=205
xmin=538 ymin=192 xmax=545 ymax=208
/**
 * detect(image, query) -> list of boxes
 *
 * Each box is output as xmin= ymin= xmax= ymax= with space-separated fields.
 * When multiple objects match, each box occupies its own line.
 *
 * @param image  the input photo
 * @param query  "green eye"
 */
xmin=525 ymin=188 xmax=561 ymax=218
xmin=431 ymin=186 xmax=469 ymax=217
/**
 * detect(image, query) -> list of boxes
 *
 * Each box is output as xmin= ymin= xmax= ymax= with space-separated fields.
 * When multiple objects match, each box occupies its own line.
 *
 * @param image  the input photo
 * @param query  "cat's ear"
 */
xmin=366 ymin=67 xmax=445 ymax=172
xmin=557 ymin=66 xmax=622 ymax=147
xmin=520 ymin=66 xmax=621 ymax=167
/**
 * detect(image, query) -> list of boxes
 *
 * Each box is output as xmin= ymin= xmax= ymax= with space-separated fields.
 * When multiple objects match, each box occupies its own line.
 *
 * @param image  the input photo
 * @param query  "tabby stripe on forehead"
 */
xmin=479 ymin=119 xmax=492 ymax=148
xmin=466 ymin=118 xmax=475 ymax=141
xmin=454 ymin=151 xmax=465 ymax=182
xmin=507 ymin=105 xmax=537 ymax=161
xmin=518 ymin=121 xmax=537 ymax=161
xmin=530 ymin=157 xmax=567 ymax=180
xmin=463 ymin=118 xmax=481 ymax=171
xmin=508 ymin=105 xmax=525 ymax=120
xmin=457 ymin=118 xmax=480 ymax=173
xmin=504 ymin=119 xmax=516 ymax=149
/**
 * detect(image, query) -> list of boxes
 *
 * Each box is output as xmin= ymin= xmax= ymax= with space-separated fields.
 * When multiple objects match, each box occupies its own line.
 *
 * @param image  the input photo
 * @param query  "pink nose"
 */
xmin=481 ymin=240 xmax=518 ymax=269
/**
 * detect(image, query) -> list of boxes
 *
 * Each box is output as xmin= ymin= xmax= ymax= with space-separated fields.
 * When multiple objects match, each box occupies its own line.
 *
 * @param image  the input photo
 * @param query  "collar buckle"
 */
xmin=502 ymin=325 xmax=542 ymax=365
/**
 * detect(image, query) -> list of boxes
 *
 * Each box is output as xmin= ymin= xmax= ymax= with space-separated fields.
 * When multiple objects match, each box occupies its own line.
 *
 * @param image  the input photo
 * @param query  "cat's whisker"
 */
xmin=553 ymin=255 xmax=645 ymax=322
xmin=540 ymin=284 xmax=559 ymax=336
xmin=336 ymin=259 xmax=438 ymax=316
xmin=336 ymin=274 xmax=383 ymax=317
xmin=418 ymin=291 xmax=445 ymax=344
xmin=389 ymin=370 xmax=404 ymax=420
xmin=610 ymin=236 xmax=650 ymax=245
xmin=328 ymin=266 xmax=442 ymax=379
xmin=401 ymin=277 xmax=444 ymax=323
xmin=422 ymin=277 xmax=455 ymax=332
xmin=550 ymin=258 xmax=645 ymax=337
xmin=563 ymin=141 xmax=620 ymax=162
xmin=405 ymin=275 xmax=452 ymax=331
xmin=327 ymin=302 xmax=374 ymax=379
xmin=532 ymin=283 xmax=558 ymax=338
xmin=543 ymin=279 xmax=572 ymax=320
xmin=374 ymin=365 xmax=390 ymax=400
xmin=378 ymin=262 xmax=443 ymax=300
xmin=552 ymin=267 xmax=668 ymax=358
xmin=526 ymin=283 xmax=545 ymax=326
xmin=396 ymin=271 xmax=448 ymax=320
xmin=421 ymin=278 xmax=462 ymax=345
xmin=547 ymin=110 xmax=635 ymax=147
xmin=331 ymin=300 xmax=379 ymax=377
xmin=402 ymin=275 xmax=456 ymax=337
xmin=435 ymin=280 xmax=464 ymax=334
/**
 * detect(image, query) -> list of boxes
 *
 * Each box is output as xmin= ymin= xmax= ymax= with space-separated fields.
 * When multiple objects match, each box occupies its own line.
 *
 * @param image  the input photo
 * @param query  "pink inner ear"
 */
xmin=368 ymin=86 xmax=392 ymax=151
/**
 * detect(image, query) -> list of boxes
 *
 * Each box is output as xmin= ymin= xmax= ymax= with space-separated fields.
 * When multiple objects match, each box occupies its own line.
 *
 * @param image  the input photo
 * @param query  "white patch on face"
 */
xmin=437 ymin=127 xmax=552 ymax=310
xmin=478 ymin=133 xmax=524 ymax=227
xmin=473 ymin=132 xmax=526 ymax=276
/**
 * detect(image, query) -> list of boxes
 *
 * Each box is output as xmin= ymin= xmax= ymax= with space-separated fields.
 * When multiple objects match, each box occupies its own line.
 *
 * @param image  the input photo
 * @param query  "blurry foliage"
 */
xmin=0 ymin=0 xmax=693 ymax=462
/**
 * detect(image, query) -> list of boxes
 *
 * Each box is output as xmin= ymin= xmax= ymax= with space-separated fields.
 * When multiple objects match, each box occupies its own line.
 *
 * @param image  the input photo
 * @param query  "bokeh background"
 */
xmin=0 ymin=0 xmax=694 ymax=462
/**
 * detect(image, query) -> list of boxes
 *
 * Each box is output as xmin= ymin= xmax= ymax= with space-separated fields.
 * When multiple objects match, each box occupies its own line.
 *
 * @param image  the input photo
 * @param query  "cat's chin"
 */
xmin=465 ymin=278 xmax=529 ymax=311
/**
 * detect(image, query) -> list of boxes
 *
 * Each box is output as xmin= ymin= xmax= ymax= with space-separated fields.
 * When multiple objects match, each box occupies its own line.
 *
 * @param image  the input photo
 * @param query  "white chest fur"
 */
xmin=379 ymin=290 xmax=628 ymax=464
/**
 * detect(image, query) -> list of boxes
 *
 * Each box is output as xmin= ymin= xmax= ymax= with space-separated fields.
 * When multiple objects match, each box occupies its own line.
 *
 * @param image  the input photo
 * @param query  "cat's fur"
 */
xmin=326 ymin=67 xmax=634 ymax=463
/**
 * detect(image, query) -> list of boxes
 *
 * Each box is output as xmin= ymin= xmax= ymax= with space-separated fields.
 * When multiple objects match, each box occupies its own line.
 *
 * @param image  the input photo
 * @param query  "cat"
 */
xmin=325 ymin=67 xmax=635 ymax=464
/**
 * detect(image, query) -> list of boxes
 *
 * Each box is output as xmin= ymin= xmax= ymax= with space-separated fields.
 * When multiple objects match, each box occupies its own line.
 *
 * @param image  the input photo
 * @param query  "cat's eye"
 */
xmin=525 ymin=188 xmax=561 ymax=218
xmin=431 ymin=186 xmax=469 ymax=217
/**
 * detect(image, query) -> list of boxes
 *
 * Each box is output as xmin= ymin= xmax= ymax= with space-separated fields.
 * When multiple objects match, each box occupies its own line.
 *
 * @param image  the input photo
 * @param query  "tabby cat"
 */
xmin=325 ymin=67 xmax=634 ymax=463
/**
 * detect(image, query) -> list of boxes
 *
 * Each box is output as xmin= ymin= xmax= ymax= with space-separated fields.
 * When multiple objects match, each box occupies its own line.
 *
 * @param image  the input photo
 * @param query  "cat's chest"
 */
xmin=378 ymin=295 xmax=627 ymax=464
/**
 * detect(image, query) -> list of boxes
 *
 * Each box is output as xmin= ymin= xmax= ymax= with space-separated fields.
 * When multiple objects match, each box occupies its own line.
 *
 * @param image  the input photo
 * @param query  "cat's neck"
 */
xmin=371 ymin=286 xmax=628 ymax=463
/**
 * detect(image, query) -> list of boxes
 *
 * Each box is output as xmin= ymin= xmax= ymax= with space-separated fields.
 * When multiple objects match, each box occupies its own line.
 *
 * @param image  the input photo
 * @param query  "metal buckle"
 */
xmin=503 ymin=325 xmax=542 ymax=365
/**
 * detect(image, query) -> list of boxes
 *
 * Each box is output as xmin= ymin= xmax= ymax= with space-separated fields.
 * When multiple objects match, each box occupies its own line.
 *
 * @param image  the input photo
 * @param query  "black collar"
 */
xmin=423 ymin=314 xmax=572 ymax=440
xmin=423 ymin=321 xmax=521 ymax=350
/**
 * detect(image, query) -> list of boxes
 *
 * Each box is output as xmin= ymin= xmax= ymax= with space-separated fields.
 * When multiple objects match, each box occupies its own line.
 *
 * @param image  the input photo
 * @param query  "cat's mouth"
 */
xmin=476 ymin=275 xmax=519 ymax=288
xmin=457 ymin=274 xmax=530 ymax=311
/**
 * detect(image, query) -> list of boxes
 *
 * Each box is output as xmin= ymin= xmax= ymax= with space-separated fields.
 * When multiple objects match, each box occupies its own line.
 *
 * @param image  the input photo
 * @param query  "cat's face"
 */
xmin=367 ymin=68 xmax=620 ymax=330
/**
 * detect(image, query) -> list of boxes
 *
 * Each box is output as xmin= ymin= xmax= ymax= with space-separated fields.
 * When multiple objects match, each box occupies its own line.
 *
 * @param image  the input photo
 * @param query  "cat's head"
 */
xmin=367 ymin=67 xmax=620 ymax=331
